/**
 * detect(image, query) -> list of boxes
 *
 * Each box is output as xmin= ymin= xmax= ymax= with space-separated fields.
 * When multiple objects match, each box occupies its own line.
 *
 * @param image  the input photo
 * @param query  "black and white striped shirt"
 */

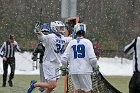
xmin=124 ymin=37 xmax=140 ymax=72
xmin=0 ymin=41 xmax=21 ymax=58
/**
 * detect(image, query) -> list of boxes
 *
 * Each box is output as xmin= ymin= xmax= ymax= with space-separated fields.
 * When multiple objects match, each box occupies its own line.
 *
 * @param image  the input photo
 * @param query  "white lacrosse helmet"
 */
xmin=74 ymin=23 xmax=86 ymax=33
xmin=50 ymin=21 xmax=65 ymax=33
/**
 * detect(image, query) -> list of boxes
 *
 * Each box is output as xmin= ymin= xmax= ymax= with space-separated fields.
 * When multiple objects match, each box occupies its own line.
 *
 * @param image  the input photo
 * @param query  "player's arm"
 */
xmin=34 ymin=22 xmax=47 ymax=42
xmin=64 ymin=36 xmax=73 ymax=43
xmin=14 ymin=41 xmax=22 ymax=52
xmin=124 ymin=38 xmax=136 ymax=55
xmin=61 ymin=43 xmax=71 ymax=67
xmin=32 ymin=44 xmax=40 ymax=61
xmin=35 ymin=31 xmax=49 ymax=46
xmin=36 ymin=31 xmax=45 ymax=41
xmin=87 ymin=41 xmax=98 ymax=70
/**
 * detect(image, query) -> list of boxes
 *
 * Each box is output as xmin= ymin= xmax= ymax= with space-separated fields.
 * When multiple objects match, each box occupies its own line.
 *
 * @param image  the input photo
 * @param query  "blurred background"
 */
xmin=0 ymin=0 xmax=140 ymax=57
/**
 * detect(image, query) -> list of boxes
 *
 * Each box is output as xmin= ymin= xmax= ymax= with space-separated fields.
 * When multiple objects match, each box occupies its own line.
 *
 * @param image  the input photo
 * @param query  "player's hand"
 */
xmin=3 ymin=57 xmax=7 ymax=61
xmin=32 ymin=56 xmax=37 ymax=61
xmin=93 ymin=65 xmax=100 ymax=75
xmin=59 ymin=66 xmax=69 ymax=76
xmin=35 ymin=31 xmax=42 ymax=35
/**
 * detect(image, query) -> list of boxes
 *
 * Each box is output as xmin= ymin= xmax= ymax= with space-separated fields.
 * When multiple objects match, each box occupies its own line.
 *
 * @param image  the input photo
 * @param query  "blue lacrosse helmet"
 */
xmin=40 ymin=23 xmax=50 ymax=32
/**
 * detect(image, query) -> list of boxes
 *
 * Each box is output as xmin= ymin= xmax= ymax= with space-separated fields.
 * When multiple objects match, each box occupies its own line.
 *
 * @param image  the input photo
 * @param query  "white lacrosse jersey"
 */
xmin=61 ymin=37 xmax=97 ymax=74
xmin=38 ymin=33 xmax=72 ymax=67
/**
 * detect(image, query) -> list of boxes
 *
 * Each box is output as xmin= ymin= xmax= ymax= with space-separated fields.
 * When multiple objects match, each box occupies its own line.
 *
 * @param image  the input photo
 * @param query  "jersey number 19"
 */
xmin=72 ymin=44 xmax=85 ymax=59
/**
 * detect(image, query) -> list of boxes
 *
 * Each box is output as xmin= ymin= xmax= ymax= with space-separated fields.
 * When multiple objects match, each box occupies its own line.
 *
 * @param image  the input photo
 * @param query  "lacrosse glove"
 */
xmin=93 ymin=65 xmax=100 ymax=75
xmin=59 ymin=66 xmax=69 ymax=76
xmin=32 ymin=56 xmax=37 ymax=61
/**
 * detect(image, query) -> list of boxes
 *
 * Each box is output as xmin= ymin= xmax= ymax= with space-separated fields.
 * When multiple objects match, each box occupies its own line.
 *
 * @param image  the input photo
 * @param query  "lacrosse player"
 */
xmin=61 ymin=23 xmax=98 ymax=93
xmin=124 ymin=37 xmax=140 ymax=93
xmin=27 ymin=21 xmax=72 ymax=93
xmin=32 ymin=23 xmax=50 ymax=93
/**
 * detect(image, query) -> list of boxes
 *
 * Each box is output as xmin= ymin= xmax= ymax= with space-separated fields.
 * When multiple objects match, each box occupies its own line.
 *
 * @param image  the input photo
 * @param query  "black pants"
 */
xmin=3 ymin=57 xmax=15 ymax=84
xmin=129 ymin=72 xmax=140 ymax=93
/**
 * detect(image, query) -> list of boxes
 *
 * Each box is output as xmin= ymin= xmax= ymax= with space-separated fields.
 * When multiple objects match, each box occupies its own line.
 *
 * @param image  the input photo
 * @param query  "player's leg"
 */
xmin=136 ymin=83 xmax=140 ymax=93
xmin=2 ymin=61 xmax=8 ymax=87
xmin=9 ymin=59 xmax=15 ymax=87
xmin=27 ymin=62 xmax=59 ymax=93
xmin=43 ymin=63 xmax=59 ymax=93
xmin=27 ymin=79 xmax=56 ymax=93
xmin=78 ymin=74 xmax=92 ymax=93
xmin=36 ymin=65 xmax=58 ymax=92
xmin=43 ymin=80 xmax=57 ymax=93
xmin=129 ymin=74 xmax=136 ymax=93
xmin=38 ymin=66 xmax=58 ymax=93
xmin=71 ymin=74 xmax=81 ymax=93
xmin=34 ymin=80 xmax=56 ymax=88
xmin=135 ymin=72 xmax=140 ymax=93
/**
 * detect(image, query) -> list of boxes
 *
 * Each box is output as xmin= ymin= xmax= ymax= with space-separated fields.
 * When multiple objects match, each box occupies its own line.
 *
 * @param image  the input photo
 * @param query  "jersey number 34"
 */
xmin=54 ymin=43 xmax=65 ymax=54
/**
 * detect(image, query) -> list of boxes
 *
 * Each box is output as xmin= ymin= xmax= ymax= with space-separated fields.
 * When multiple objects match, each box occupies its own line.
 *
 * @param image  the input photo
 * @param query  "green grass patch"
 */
xmin=0 ymin=75 xmax=130 ymax=93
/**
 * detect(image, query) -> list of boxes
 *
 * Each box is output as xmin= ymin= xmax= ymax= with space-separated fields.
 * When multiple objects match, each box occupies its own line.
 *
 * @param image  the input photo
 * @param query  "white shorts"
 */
xmin=43 ymin=63 xmax=60 ymax=81
xmin=71 ymin=74 xmax=92 ymax=91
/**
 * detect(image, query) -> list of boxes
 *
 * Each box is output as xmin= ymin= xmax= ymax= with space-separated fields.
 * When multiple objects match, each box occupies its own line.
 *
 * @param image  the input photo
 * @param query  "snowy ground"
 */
xmin=0 ymin=52 xmax=133 ymax=76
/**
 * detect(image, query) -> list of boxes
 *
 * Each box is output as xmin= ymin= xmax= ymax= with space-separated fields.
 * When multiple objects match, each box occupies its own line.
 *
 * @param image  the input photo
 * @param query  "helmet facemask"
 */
xmin=56 ymin=26 xmax=66 ymax=34
xmin=51 ymin=21 xmax=66 ymax=34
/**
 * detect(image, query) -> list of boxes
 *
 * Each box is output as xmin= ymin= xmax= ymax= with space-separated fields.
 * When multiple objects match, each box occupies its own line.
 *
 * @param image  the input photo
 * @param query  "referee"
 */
xmin=124 ymin=36 xmax=140 ymax=93
xmin=0 ymin=35 xmax=21 ymax=87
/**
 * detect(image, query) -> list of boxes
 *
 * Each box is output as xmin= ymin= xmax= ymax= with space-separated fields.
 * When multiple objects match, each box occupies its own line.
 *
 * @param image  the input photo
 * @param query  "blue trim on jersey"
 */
xmin=76 ymin=38 xmax=80 ymax=43
xmin=76 ymin=37 xmax=83 ymax=43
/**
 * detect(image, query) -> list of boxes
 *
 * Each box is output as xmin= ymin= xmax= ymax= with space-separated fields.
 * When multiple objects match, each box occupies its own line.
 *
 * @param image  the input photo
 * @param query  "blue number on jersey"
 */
xmin=72 ymin=44 xmax=85 ymax=59
xmin=80 ymin=25 xmax=84 ymax=30
xmin=54 ymin=43 xmax=65 ymax=54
